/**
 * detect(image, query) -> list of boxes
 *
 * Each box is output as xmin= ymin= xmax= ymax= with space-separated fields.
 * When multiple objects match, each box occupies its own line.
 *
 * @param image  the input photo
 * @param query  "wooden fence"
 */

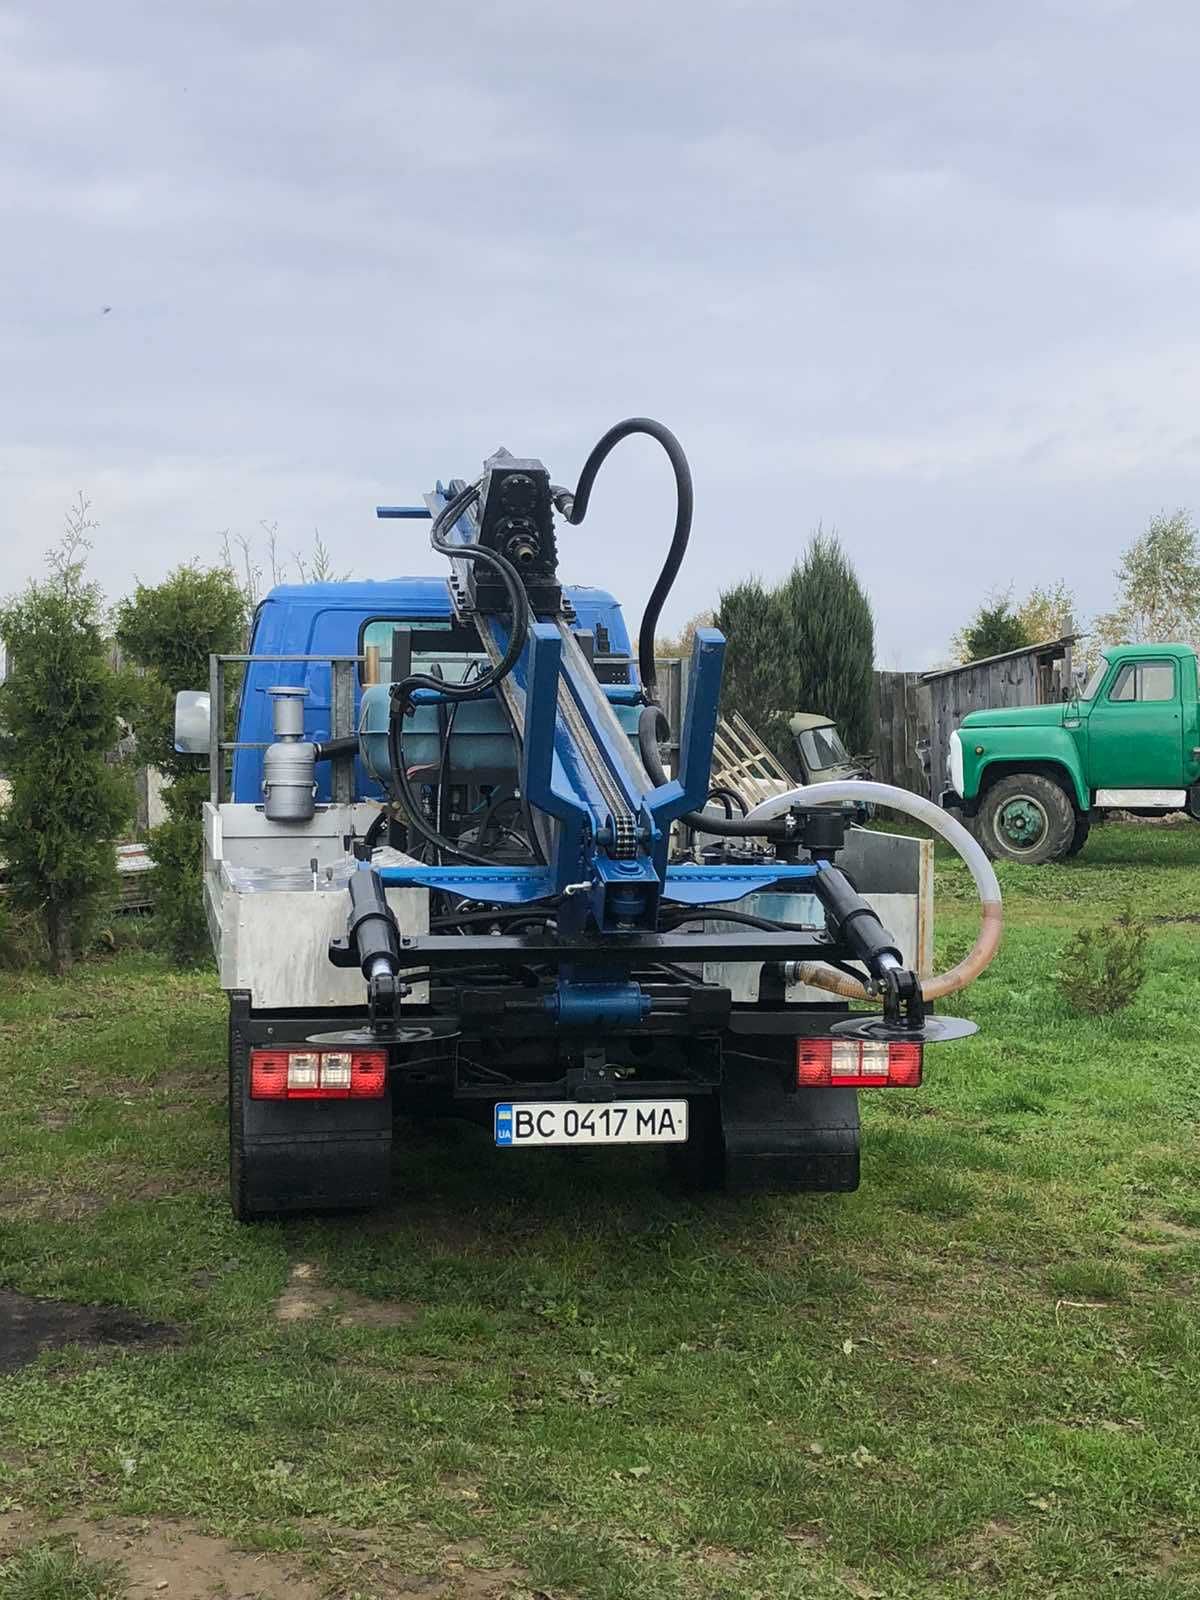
xmin=871 ymin=672 xmax=930 ymax=794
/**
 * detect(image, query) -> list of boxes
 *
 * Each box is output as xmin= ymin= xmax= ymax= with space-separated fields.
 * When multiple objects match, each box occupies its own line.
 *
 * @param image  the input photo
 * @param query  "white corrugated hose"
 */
xmin=742 ymin=781 xmax=1003 ymax=1003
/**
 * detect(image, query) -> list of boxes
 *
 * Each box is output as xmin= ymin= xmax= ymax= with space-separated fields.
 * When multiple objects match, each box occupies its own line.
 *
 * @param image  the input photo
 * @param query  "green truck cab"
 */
xmin=789 ymin=712 xmax=868 ymax=786
xmin=945 ymin=643 xmax=1200 ymax=863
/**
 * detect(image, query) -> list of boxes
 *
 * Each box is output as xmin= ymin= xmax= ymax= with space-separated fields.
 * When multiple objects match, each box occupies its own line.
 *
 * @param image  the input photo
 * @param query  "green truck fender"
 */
xmin=953 ymin=724 xmax=1089 ymax=811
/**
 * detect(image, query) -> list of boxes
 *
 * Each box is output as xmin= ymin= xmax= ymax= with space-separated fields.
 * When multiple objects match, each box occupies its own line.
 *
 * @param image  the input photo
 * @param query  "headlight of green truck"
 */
xmin=949 ymin=729 xmax=965 ymax=797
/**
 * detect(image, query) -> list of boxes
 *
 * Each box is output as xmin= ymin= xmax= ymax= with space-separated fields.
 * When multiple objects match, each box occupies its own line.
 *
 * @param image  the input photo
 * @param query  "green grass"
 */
xmin=0 ymin=1543 xmax=124 ymax=1600
xmin=2 ymin=823 xmax=1200 ymax=1598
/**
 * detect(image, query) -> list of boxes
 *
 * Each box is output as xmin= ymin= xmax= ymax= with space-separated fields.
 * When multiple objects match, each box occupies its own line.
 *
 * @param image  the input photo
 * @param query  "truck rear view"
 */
xmin=177 ymin=419 xmax=1002 ymax=1219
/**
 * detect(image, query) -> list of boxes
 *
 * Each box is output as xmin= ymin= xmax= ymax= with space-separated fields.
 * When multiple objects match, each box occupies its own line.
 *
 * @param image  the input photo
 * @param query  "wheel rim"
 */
xmin=995 ymin=793 xmax=1050 ymax=853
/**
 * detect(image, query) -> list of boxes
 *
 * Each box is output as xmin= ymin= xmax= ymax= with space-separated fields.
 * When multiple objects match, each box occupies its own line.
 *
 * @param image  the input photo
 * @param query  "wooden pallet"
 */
xmin=710 ymin=714 xmax=792 ymax=807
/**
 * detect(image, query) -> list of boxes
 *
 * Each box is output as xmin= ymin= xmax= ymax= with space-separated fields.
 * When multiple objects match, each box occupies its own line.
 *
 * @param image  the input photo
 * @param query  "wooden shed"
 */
xmin=920 ymin=635 xmax=1076 ymax=800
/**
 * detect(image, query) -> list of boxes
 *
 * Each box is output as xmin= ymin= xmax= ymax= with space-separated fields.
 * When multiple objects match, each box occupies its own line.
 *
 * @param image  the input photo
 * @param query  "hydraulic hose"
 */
xmin=742 ymin=781 xmax=1003 ymax=1003
xmin=398 ymin=480 xmax=531 ymax=703
xmin=387 ymin=482 xmax=533 ymax=864
xmin=708 ymin=784 xmax=748 ymax=817
xmin=554 ymin=418 xmax=692 ymax=703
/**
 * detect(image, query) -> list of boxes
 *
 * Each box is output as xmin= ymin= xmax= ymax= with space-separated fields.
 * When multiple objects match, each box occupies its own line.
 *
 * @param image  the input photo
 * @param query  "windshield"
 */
xmin=1079 ymin=662 xmax=1108 ymax=700
xmin=799 ymin=724 xmax=851 ymax=771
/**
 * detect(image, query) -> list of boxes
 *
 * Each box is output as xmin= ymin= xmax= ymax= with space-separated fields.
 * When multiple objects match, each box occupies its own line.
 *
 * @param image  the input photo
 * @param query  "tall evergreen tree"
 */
xmin=715 ymin=534 xmax=876 ymax=768
xmin=714 ymin=576 xmax=791 ymax=757
xmin=777 ymin=533 xmax=876 ymax=758
xmin=955 ymin=599 xmax=1031 ymax=663
xmin=0 ymin=510 xmax=130 ymax=972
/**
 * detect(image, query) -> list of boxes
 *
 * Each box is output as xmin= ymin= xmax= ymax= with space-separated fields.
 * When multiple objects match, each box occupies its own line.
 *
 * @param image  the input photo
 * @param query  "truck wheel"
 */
xmin=977 ymin=774 xmax=1076 ymax=865
xmin=1064 ymin=813 xmax=1091 ymax=857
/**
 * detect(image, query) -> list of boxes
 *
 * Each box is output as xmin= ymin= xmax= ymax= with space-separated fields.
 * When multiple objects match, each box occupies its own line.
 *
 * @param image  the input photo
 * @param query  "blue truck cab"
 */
xmin=232 ymin=580 xmax=636 ymax=806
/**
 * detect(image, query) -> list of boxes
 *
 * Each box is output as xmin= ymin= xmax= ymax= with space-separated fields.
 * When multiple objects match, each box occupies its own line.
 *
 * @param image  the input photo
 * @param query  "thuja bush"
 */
xmin=1055 ymin=909 xmax=1149 ymax=1016
xmin=0 ymin=526 xmax=131 ymax=972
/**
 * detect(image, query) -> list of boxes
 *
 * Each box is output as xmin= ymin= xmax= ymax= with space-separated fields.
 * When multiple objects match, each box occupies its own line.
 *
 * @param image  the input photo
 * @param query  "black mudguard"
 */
xmin=719 ymin=1060 xmax=860 ymax=1195
xmin=227 ymin=993 xmax=392 ymax=1220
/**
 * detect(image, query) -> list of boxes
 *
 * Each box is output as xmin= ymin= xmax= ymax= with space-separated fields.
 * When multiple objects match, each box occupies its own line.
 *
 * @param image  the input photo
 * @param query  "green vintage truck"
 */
xmin=943 ymin=642 xmax=1200 ymax=863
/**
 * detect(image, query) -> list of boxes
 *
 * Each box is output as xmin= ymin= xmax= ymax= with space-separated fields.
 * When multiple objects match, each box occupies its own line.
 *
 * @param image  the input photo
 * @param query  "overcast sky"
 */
xmin=3 ymin=1 xmax=1199 ymax=667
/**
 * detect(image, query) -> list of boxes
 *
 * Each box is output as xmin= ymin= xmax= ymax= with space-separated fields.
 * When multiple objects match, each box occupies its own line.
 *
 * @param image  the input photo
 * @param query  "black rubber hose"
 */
xmin=709 ymin=788 xmax=733 ymax=819
xmin=393 ymin=480 xmax=530 ymax=703
xmin=314 ymin=735 xmax=359 ymax=762
xmin=708 ymin=784 xmax=748 ymax=817
xmin=554 ymin=418 xmax=692 ymax=703
xmin=660 ymin=905 xmax=819 ymax=935
xmin=637 ymin=705 xmax=791 ymax=840
xmin=386 ymin=484 xmax=534 ymax=862
xmin=362 ymin=807 xmax=390 ymax=854
xmin=430 ymin=909 xmax=552 ymax=929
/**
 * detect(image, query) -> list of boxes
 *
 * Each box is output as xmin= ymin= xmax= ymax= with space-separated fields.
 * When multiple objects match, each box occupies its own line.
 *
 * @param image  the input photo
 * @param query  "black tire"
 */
xmin=1064 ymin=813 xmax=1090 ymax=857
xmin=977 ymin=773 xmax=1076 ymax=865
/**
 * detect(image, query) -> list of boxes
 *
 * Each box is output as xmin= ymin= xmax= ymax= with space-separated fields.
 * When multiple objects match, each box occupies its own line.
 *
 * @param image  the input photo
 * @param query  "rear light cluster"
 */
xmin=250 ymin=1048 xmax=387 ymax=1100
xmin=796 ymin=1038 xmax=922 ymax=1088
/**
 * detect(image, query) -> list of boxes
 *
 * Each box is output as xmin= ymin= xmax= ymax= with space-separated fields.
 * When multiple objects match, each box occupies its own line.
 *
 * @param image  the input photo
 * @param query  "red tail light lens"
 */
xmin=796 ymin=1038 xmax=923 ymax=1088
xmin=349 ymin=1050 xmax=387 ymax=1097
xmin=249 ymin=1050 xmax=290 ymax=1099
xmin=249 ymin=1048 xmax=388 ymax=1100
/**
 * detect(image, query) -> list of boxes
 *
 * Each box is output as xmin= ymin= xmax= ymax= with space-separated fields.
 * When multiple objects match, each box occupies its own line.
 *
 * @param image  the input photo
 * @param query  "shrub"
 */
xmin=1055 ymin=909 xmax=1148 ymax=1015
xmin=113 ymin=563 xmax=245 ymax=962
xmin=0 ymin=515 xmax=131 ymax=973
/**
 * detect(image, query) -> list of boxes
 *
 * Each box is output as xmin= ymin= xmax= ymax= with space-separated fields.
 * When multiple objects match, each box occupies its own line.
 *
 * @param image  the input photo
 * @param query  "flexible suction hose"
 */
xmin=742 ymin=781 xmax=1003 ymax=1003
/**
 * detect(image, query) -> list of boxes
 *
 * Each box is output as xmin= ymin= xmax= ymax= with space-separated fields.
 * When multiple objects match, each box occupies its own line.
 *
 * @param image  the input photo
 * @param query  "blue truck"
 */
xmin=176 ymin=420 xmax=993 ymax=1219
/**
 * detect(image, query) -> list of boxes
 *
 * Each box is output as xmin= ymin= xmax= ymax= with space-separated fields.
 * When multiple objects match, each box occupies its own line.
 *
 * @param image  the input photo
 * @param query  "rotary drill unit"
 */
xmin=180 ymin=418 xmax=1001 ymax=1219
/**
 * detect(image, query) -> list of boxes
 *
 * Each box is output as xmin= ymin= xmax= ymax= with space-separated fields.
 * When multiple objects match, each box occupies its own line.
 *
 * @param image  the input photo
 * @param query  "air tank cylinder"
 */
xmin=262 ymin=686 xmax=317 ymax=822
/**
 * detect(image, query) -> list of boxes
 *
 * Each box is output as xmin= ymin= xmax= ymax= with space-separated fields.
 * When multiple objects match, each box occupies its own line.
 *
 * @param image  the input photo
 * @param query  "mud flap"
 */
xmin=228 ymin=994 xmax=392 ymax=1220
xmin=718 ymin=1065 xmax=860 ymax=1195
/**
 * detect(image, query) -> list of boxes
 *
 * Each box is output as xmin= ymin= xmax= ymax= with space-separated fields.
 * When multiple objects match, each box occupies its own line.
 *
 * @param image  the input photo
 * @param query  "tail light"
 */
xmin=796 ymin=1038 xmax=922 ymax=1088
xmin=250 ymin=1048 xmax=388 ymax=1100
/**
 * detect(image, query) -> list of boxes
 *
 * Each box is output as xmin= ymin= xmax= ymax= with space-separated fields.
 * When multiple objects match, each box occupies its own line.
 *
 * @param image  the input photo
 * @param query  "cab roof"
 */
xmin=260 ymin=578 xmax=624 ymax=613
xmin=1101 ymin=641 xmax=1195 ymax=660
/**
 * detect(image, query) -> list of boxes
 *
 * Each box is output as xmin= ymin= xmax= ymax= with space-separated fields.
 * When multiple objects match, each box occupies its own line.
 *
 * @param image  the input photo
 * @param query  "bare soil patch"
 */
xmin=0 ymin=1187 xmax=109 ymax=1222
xmin=0 ymin=1288 xmax=176 ymax=1374
xmin=0 ymin=1514 xmax=534 ymax=1599
xmin=274 ymin=1261 xmax=421 ymax=1328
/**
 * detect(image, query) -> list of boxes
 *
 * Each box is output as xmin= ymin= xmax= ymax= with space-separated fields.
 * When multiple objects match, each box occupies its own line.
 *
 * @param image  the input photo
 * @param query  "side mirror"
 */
xmin=174 ymin=689 xmax=211 ymax=755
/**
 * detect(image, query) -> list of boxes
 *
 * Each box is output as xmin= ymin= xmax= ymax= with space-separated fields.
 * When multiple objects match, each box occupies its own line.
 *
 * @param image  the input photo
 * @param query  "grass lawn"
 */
xmin=2 ymin=821 xmax=1200 ymax=1599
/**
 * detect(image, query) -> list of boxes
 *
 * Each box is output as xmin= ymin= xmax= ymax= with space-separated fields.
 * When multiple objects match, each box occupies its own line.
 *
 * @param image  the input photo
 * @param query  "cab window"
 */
xmin=360 ymin=618 xmax=487 ymax=684
xmin=1107 ymin=660 xmax=1176 ymax=703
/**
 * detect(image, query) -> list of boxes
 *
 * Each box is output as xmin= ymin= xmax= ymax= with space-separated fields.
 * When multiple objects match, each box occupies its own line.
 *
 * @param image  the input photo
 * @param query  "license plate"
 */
xmin=494 ymin=1099 xmax=688 ymax=1147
